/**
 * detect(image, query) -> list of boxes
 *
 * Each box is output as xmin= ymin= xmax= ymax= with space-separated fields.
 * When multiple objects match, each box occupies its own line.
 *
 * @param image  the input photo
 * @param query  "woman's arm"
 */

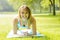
xmin=13 ymin=17 xmax=18 ymax=34
xmin=31 ymin=17 xmax=36 ymax=35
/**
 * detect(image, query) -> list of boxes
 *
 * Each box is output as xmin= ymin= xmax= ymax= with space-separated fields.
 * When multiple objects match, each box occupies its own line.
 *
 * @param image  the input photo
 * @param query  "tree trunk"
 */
xmin=59 ymin=0 xmax=60 ymax=10
xmin=49 ymin=5 xmax=51 ymax=13
xmin=49 ymin=0 xmax=56 ymax=16
xmin=53 ymin=0 xmax=56 ymax=16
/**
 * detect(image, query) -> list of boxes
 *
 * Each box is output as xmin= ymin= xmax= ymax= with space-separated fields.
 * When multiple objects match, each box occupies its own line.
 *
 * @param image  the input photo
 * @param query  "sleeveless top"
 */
xmin=17 ymin=17 xmax=33 ymax=34
xmin=17 ymin=18 xmax=29 ymax=30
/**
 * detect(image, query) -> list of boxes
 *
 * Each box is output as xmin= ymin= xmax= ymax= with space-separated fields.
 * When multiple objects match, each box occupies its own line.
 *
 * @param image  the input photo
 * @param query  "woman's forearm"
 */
xmin=32 ymin=20 xmax=36 ymax=35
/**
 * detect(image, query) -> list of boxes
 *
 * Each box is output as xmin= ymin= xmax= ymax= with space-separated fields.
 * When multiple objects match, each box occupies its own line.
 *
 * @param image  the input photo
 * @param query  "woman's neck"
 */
xmin=20 ymin=18 xmax=28 ymax=26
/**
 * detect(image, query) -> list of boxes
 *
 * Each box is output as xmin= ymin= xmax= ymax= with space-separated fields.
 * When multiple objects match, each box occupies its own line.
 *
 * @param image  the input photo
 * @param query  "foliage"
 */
xmin=41 ymin=0 xmax=50 ymax=8
xmin=7 ymin=0 xmax=60 ymax=13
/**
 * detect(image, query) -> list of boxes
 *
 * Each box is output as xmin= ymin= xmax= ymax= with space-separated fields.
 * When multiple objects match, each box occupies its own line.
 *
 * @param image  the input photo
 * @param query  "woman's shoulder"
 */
xmin=30 ymin=16 xmax=35 ymax=20
xmin=13 ymin=16 xmax=19 ymax=21
xmin=29 ymin=16 xmax=36 ymax=22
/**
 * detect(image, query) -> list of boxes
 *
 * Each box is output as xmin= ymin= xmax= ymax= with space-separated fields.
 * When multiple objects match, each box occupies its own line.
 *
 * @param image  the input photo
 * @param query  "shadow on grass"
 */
xmin=0 ymin=32 xmax=50 ymax=40
xmin=5 ymin=34 xmax=50 ymax=40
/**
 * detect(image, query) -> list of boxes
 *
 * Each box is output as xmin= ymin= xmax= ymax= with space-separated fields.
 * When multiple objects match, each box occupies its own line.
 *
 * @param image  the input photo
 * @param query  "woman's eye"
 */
xmin=22 ymin=12 xmax=24 ymax=14
xmin=26 ymin=12 xmax=28 ymax=14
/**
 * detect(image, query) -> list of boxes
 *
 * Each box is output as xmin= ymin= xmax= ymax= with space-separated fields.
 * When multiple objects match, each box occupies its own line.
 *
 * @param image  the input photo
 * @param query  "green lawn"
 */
xmin=0 ymin=13 xmax=60 ymax=40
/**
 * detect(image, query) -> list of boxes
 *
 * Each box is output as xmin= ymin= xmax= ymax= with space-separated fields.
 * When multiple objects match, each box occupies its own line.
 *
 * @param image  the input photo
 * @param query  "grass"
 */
xmin=0 ymin=12 xmax=60 ymax=40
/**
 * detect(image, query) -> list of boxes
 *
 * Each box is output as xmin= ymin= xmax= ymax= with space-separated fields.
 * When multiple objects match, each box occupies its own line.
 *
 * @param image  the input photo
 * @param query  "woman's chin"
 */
xmin=22 ymin=17 xmax=27 ymax=19
xmin=22 ymin=18 xmax=27 ymax=20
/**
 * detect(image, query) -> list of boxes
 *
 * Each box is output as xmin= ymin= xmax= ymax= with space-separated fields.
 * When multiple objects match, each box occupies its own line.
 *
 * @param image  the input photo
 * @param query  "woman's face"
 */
xmin=20 ymin=9 xmax=29 ymax=19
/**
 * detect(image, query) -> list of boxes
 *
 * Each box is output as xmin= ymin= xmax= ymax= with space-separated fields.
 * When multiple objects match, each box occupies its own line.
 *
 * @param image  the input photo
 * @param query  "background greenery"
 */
xmin=0 ymin=0 xmax=60 ymax=14
xmin=7 ymin=0 xmax=60 ymax=14
xmin=0 ymin=13 xmax=60 ymax=40
xmin=0 ymin=0 xmax=60 ymax=40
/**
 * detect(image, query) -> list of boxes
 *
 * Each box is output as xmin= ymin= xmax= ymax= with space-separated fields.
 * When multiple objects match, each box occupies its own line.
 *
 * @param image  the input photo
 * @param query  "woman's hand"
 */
xmin=23 ymin=31 xmax=29 ymax=36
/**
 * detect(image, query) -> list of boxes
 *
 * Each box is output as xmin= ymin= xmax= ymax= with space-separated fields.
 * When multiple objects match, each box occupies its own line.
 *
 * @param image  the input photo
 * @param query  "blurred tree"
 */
xmin=0 ymin=0 xmax=15 ymax=12
xmin=53 ymin=0 xmax=56 ymax=16
xmin=7 ymin=0 xmax=59 ymax=14
xmin=49 ymin=0 xmax=56 ymax=16
xmin=7 ymin=0 xmax=33 ymax=11
xmin=49 ymin=0 xmax=53 ymax=13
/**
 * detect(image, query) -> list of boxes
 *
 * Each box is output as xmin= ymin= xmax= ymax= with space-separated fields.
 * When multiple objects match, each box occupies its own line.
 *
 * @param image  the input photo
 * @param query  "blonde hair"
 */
xmin=18 ymin=5 xmax=31 ymax=19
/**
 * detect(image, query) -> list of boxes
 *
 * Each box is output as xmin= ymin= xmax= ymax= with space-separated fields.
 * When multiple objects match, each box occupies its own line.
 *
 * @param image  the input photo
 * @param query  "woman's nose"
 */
xmin=24 ymin=14 xmax=26 ymax=17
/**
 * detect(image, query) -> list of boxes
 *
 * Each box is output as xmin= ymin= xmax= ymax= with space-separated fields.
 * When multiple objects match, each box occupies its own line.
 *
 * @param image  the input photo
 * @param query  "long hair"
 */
xmin=18 ymin=5 xmax=31 ymax=19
